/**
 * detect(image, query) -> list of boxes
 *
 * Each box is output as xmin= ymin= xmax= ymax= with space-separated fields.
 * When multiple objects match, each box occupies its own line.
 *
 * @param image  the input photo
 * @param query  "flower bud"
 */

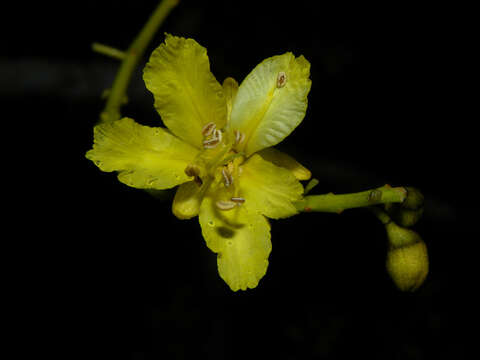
xmin=402 ymin=187 xmax=424 ymax=210
xmin=385 ymin=222 xmax=429 ymax=291
xmin=385 ymin=187 xmax=424 ymax=227
xmin=393 ymin=207 xmax=425 ymax=227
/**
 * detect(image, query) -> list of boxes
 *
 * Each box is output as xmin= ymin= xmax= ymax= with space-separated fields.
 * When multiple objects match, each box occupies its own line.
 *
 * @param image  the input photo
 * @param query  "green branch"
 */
xmin=92 ymin=43 xmax=127 ymax=60
xmin=96 ymin=0 xmax=180 ymax=123
xmin=295 ymin=185 xmax=407 ymax=213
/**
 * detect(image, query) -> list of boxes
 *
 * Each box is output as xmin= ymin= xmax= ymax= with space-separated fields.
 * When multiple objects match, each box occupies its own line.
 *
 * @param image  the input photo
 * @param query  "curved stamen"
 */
xmin=216 ymin=200 xmax=236 ymax=211
xmin=234 ymin=130 xmax=245 ymax=145
xmin=184 ymin=164 xmax=200 ymax=177
xmin=203 ymin=137 xmax=220 ymax=148
xmin=202 ymin=122 xmax=216 ymax=137
xmin=214 ymin=129 xmax=222 ymax=143
xmin=202 ymin=129 xmax=223 ymax=149
xmin=231 ymin=197 xmax=245 ymax=204
xmin=222 ymin=166 xmax=233 ymax=187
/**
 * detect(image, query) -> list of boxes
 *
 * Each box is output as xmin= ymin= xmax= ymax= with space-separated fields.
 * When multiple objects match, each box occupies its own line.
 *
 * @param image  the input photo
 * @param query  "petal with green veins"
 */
xmin=229 ymin=53 xmax=311 ymax=156
xmin=238 ymin=154 xmax=304 ymax=219
xmin=86 ymin=117 xmax=198 ymax=190
xmin=144 ymin=34 xmax=227 ymax=149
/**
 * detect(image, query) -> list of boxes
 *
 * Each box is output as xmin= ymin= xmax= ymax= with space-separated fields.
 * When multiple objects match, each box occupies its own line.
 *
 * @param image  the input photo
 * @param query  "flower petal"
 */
xmin=228 ymin=53 xmax=311 ymax=156
xmin=144 ymin=34 xmax=227 ymax=149
xmin=239 ymin=154 xmax=304 ymax=219
xmin=172 ymin=181 xmax=205 ymax=219
xmin=257 ymin=147 xmax=311 ymax=180
xmin=199 ymin=188 xmax=271 ymax=291
xmin=86 ymin=117 xmax=198 ymax=189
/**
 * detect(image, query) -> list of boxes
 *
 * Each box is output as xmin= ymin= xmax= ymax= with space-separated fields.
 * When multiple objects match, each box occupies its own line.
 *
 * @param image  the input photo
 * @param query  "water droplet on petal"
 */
xmin=208 ymin=220 xmax=215 ymax=227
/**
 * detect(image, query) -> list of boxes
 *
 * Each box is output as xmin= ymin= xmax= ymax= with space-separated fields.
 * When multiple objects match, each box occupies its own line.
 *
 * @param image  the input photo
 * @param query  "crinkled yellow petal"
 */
xmin=199 ymin=187 xmax=271 ymax=291
xmin=172 ymin=181 xmax=205 ymax=219
xmin=86 ymin=117 xmax=198 ymax=190
xmin=257 ymin=147 xmax=311 ymax=180
xmin=143 ymin=34 xmax=227 ymax=149
xmin=228 ymin=52 xmax=311 ymax=156
xmin=239 ymin=154 xmax=304 ymax=219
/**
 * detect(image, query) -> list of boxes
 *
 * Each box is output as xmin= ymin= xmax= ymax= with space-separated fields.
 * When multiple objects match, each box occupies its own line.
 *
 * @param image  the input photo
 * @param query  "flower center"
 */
xmin=184 ymin=124 xmax=247 ymax=211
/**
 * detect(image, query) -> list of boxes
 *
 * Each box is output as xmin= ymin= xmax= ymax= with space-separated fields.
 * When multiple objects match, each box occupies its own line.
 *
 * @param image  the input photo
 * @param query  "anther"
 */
xmin=276 ymin=71 xmax=287 ymax=88
xmin=194 ymin=176 xmax=203 ymax=186
xmin=231 ymin=197 xmax=245 ymax=204
xmin=185 ymin=165 xmax=203 ymax=186
xmin=201 ymin=122 xmax=216 ymax=137
xmin=202 ymin=129 xmax=223 ymax=149
xmin=216 ymin=200 xmax=236 ymax=211
xmin=214 ymin=129 xmax=222 ymax=143
xmin=184 ymin=164 xmax=200 ymax=177
xmin=234 ymin=130 xmax=245 ymax=145
xmin=203 ymin=137 xmax=220 ymax=149
xmin=222 ymin=167 xmax=233 ymax=187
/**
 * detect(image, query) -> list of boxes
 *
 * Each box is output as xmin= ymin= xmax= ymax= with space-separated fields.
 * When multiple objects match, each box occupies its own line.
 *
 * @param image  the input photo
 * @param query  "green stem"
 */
xmin=99 ymin=0 xmax=180 ymax=123
xmin=369 ymin=206 xmax=392 ymax=225
xmin=303 ymin=178 xmax=319 ymax=195
xmin=294 ymin=185 xmax=407 ymax=214
xmin=92 ymin=43 xmax=126 ymax=60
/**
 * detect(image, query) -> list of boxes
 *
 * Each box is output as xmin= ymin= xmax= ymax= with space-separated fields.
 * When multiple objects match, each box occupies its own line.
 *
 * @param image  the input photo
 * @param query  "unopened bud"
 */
xmin=385 ymin=222 xmax=429 ymax=292
xmin=385 ymin=187 xmax=424 ymax=227
xmin=395 ymin=207 xmax=424 ymax=227
xmin=402 ymin=187 xmax=424 ymax=210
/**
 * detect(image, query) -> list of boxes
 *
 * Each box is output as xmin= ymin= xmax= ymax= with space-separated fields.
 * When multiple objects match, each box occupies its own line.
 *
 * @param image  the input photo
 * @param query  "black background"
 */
xmin=4 ymin=1 xmax=473 ymax=359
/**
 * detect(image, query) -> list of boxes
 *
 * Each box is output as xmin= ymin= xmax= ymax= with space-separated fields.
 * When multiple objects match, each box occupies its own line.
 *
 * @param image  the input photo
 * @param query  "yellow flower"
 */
xmin=86 ymin=34 xmax=312 ymax=291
